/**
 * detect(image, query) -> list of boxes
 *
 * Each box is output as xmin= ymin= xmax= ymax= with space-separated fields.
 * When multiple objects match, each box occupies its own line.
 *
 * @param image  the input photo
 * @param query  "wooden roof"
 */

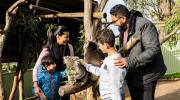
xmin=0 ymin=0 xmax=84 ymax=24
xmin=0 ymin=0 xmax=85 ymax=62
xmin=0 ymin=0 xmax=84 ymax=11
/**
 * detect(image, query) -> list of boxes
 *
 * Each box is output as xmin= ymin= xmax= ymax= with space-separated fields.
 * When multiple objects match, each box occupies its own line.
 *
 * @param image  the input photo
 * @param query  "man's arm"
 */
xmin=126 ymin=22 xmax=161 ymax=69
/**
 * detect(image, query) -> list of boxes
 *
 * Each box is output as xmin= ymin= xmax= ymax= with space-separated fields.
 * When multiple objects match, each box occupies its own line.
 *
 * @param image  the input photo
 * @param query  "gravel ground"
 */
xmin=70 ymin=80 xmax=180 ymax=100
xmin=125 ymin=80 xmax=180 ymax=100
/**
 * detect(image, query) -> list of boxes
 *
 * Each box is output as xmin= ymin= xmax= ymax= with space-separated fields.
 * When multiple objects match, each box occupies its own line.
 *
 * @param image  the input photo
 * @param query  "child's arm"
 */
xmin=84 ymin=64 xmax=101 ymax=76
xmin=109 ymin=62 xmax=127 ymax=100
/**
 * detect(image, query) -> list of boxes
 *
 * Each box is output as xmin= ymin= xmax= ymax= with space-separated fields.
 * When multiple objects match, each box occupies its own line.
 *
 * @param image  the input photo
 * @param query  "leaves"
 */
xmin=164 ymin=13 xmax=180 ymax=48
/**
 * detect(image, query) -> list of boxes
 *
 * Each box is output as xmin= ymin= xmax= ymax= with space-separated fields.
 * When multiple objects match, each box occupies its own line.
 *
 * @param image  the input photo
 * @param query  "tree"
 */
xmin=0 ymin=1 xmax=27 ymax=99
xmin=123 ymin=0 xmax=180 ymax=46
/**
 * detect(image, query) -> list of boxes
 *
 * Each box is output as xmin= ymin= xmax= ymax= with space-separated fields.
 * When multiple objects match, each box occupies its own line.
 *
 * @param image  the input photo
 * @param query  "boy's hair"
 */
xmin=41 ymin=55 xmax=56 ymax=67
xmin=96 ymin=29 xmax=115 ymax=47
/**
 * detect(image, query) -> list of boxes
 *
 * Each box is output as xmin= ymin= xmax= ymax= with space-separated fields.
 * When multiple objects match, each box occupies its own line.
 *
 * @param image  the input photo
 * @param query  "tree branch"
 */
xmin=4 ymin=0 xmax=27 ymax=33
xmin=160 ymin=24 xmax=180 ymax=44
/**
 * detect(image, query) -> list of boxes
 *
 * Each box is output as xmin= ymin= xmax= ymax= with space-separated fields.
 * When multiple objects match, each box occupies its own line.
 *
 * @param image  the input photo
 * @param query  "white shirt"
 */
xmin=85 ymin=53 xmax=127 ymax=100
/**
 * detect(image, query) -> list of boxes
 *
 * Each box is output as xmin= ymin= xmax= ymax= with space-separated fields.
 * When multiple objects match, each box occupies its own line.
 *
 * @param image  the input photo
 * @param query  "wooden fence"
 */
xmin=2 ymin=70 xmax=33 ymax=99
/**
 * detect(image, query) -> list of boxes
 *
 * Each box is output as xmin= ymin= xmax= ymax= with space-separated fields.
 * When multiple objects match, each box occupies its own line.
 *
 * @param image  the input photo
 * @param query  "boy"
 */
xmin=33 ymin=55 xmax=67 ymax=100
xmin=84 ymin=29 xmax=127 ymax=100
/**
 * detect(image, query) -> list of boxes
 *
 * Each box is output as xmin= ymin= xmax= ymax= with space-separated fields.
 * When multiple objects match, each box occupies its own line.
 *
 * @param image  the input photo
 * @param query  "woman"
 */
xmin=33 ymin=25 xmax=74 ymax=99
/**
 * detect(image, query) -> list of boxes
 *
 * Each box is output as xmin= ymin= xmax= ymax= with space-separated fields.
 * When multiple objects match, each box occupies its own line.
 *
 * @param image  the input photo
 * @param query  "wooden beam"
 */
xmin=29 ymin=4 xmax=59 ymax=13
xmin=29 ymin=4 xmax=83 ymax=21
xmin=39 ymin=12 xmax=103 ymax=19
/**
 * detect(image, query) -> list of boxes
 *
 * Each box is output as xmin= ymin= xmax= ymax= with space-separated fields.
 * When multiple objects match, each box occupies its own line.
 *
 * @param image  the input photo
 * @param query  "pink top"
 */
xmin=33 ymin=43 xmax=74 ymax=82
xmin=33 ymin=48 xmax=50 ymax=82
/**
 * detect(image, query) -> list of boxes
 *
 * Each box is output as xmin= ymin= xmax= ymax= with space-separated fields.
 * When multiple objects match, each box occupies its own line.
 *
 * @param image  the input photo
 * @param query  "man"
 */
xmin=110 ymin=4 xmax=166 ymax=100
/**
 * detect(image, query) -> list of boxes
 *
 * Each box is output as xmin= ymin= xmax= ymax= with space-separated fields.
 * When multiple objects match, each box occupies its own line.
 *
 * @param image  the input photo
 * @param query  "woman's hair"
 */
xmin=45 ymin=25 xmax=69 ymax=50
xmin=41 ymin=55 xmax=56 ymax=67
xmin=110 ymin=4 xmax=130 ymax=18
xmin=97 ymin=28 xmax=115 ymax=47
xmin=53 ymin=25 xmax=69 ymax=36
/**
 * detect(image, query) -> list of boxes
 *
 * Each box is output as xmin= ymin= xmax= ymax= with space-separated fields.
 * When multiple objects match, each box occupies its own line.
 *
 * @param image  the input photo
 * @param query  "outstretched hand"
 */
xmin=114 ymin=58 xmax=128 ymax=68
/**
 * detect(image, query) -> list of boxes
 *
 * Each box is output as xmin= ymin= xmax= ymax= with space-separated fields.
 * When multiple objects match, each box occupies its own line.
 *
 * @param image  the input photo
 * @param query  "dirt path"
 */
xmin=125 ymin=80 xmax=180 ymax=100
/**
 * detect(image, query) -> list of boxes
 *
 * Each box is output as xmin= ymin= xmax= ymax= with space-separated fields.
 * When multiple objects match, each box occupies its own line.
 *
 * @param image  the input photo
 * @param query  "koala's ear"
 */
xmin=74 ymin=60 xmax=81 ymax=66
xmin=73 ymin=56 xmax=80 ymax=60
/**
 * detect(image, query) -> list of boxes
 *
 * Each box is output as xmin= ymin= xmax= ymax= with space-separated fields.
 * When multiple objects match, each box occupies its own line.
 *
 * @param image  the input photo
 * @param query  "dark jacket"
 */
xmin=119 ymin=17 xmax=166 ymax=87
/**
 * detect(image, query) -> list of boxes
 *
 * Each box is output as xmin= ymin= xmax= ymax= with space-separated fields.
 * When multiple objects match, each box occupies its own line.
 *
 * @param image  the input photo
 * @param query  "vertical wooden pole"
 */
xmin=84 ymin=0 xmax=95 ymax=100
xmin=84 ymin=0 xmax=94 ymax=42
xmin=84 ymin=0 xmax=108 ymax=100
xmin=91 ymin=1 xmax=109 ymax=99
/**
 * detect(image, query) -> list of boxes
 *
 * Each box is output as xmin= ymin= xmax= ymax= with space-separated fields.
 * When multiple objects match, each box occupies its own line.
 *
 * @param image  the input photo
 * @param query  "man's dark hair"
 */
xmin=110 ymin=4 xmax=130 ymax=18
xmin=41 ymin=55 xmax=56 ymax=66
xmin=97 ymin=29 xmax=115 ymax=47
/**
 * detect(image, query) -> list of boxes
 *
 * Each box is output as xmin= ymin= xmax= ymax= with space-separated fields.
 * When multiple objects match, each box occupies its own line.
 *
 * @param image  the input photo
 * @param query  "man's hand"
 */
xmin=114 ymin=58 xmax=128 ymax=68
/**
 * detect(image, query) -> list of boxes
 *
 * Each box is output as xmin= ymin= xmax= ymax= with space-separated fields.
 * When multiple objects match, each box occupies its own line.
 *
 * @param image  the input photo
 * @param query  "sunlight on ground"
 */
xmin=125 ymin=80 xmax=180 ymax=100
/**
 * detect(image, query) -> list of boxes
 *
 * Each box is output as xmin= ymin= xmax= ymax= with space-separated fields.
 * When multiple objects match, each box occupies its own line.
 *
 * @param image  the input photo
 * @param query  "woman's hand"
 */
xmin=33 ymin=82 xmax=47 ymax=100
xmin=114 ymin=58 xmax=128 ymax=68
xmin=33 ymin=81 xmax=40 ymax=96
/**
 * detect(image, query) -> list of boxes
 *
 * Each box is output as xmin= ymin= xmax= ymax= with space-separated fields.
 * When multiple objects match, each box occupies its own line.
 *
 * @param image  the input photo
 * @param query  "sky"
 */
xmin=95 ymin=0 xmax=125 ymax=36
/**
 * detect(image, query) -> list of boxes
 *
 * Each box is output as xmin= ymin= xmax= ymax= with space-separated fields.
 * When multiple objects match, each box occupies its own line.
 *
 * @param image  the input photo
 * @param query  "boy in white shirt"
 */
xmin=84 ymin=29 xmax=127 ymax=100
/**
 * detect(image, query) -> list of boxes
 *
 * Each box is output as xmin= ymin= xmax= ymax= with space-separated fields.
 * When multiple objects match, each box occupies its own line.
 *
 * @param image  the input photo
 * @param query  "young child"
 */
xmin=33 ymin=55 xmax=67 ymax=100
xmin=84 ymin=29 xmax=127 ymax=100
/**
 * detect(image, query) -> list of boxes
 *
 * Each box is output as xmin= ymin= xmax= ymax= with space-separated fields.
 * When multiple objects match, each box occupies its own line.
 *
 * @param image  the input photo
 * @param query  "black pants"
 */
xmin=127 ymin=80 xmax=157 ymax=100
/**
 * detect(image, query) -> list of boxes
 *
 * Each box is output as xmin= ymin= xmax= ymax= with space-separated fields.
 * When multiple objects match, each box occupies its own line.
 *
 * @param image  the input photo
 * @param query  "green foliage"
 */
xmin=123 ymin=0 xmax=159 ymax=20
xmin=75 ymin=25 xmax=85 ymax=58
xmin=162 ymin=73 xmax=180 ymax=79
xmin=165 ymin=13 xmax=180 ymax=33
xmin=6 ymin=6 xmax=48 ymax=70
xmin=164 ymin=13 xmax=180 ymax=48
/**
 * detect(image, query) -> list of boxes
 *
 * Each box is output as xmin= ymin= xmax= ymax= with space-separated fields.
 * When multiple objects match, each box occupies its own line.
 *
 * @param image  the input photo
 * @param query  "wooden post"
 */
xmin=84 ymin=0 xmax=94 ymax=41
xmin=91 ymin=1 xmax=108 ymax=99
xmin=84 ymin=0 xmax=94 ymax=100
xmin=0 ymin=0 xmax=27 ymax=100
